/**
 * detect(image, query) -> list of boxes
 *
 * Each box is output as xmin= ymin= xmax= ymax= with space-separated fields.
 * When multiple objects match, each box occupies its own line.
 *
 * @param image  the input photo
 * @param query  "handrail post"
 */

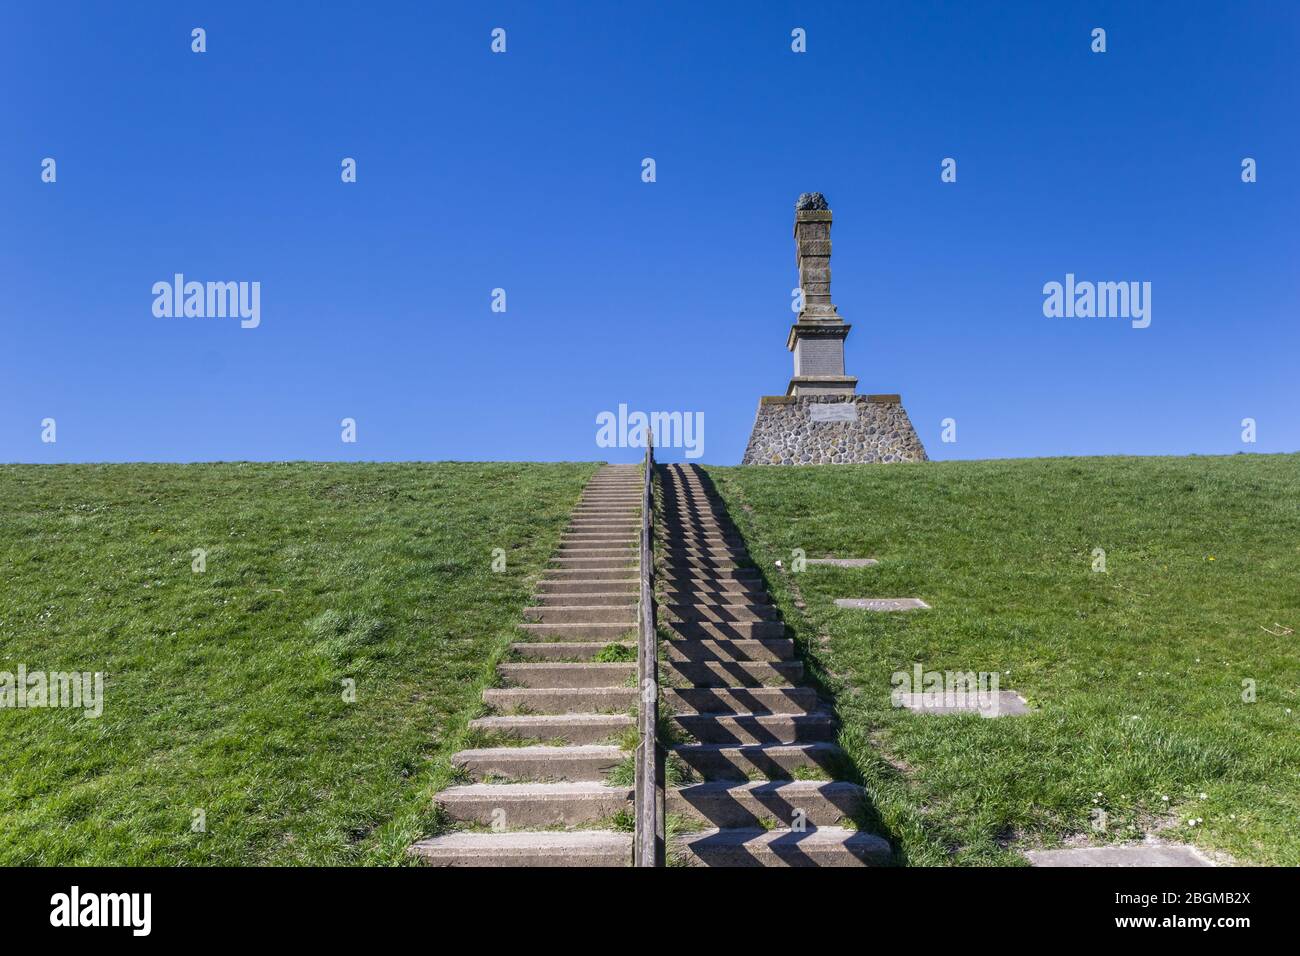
xmin=634 ymin=430 xmax=663 ymax=866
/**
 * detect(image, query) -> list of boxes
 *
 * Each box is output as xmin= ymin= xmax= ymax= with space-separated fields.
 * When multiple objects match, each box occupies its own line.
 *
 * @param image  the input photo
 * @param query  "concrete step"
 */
xmin=658 ymin=533 xmax=746 ymax=546
xmin=663 ymin=659 xmax=802 ymax=687
xmin=672 ymin=712 xmax=837 ymax=744
xmin=537 ymin=579 xmax=639 ymax=594
xmin=662 ymin=638 xmax=793 ymax=662
xmin=555 ymin=544 xmax=636 ymax=555
xmin=484 ymin=686 xmax=636 ymax=714
xmin=524 ymin=605 xmax=640 ymax=624
xmin=510 ymin=641 xmax=635 ymax=661
xmin=673 ymin=827 xmax=890 ymax=867
xmin=664 ymin=686 xmax=819 ymax=715
xmin=542 ymin=568 xmax=641 ymax=582
xmin=435 ymin=782 xmax=633 ymax=828
xmin=532 ymin=592 xmax=637 ymax=607
xmin=499 ymin=662 xmax=635 ymax=688
xmin=666 ymin=620 xmax=787 ymax=640
xmin=661 ymin=587 xmax=770 ymax=604
xmin=468 ymin=713 xmax=632 ymax=744
xmin=661 ymin=522 xmax=737 ymax=534
xmin=550 ymin=557 xmax=638 ymax=570
xmin=659 ymin=569 xmax=762 ymax=583
xmin=663 ymin=603 xmax=781 ymax=622
xmin=662 ymin=547 xmax=753 ymax=561
xmin=410 ymin=829 xmax=631 ymax=867
xmin=670 ymin=742 xmax=845 ymax=780
xmin=560 ymin=533 xmax=637 ymax=543
xmin=453 ymin=745 xmax=624 ymax=782
xmin=519 ymin=622 xmax=636 ymax=640
xmin=667 ymin=780 xmax=866 ymax=828
xmin=661 ymin=557 xmax=754 ymax=572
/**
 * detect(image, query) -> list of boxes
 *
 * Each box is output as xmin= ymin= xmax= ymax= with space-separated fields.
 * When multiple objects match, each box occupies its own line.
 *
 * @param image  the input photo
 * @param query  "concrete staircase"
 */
xmin=658 ymin=464 xmax=891 ymax=866
xmin=410 ymin=464 xmax=643 ymax=866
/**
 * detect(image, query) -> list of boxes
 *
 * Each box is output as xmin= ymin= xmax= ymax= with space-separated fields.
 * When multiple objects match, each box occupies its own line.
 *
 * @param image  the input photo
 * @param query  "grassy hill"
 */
xmin=707 ymin=454 xmax=1300 ymax=865
xmin=0 ymin=462 xmax=596 ymax=865
xmin=3 ymin=454 xmax=1296 ymax=866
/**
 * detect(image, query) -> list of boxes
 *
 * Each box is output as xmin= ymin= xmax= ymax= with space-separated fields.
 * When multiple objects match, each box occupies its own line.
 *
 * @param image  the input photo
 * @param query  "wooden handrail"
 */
xmin=633 ymin=432 xmax=665 ymax=866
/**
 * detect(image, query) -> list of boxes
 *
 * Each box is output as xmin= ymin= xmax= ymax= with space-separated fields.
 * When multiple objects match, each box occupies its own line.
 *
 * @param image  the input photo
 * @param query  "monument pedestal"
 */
xmin=742 ymin=394 xmax=927 ymax=465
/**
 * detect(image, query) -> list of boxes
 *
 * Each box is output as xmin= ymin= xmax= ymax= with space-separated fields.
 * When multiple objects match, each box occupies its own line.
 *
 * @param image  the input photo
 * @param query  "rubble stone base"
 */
xmin=741 ymin=395 xmax=928 ymax=465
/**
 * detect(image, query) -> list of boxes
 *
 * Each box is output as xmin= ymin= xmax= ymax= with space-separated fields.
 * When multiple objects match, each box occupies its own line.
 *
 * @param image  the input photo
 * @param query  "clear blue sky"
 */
xmin=3 ymin=1 xmax=1296 ymax=464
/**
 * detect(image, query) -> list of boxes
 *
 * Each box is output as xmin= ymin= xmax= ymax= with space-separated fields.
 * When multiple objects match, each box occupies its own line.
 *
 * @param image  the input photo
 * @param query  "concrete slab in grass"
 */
xmin=806 ymin=558 xmax=879 ymax=568
xmin=835 ymin=597 xmax=930 ymax=611
xmin=893 ymin=691 xmax=1030 ymax=718
xmin=1026 ymin=844 xmax=1215 ymax=867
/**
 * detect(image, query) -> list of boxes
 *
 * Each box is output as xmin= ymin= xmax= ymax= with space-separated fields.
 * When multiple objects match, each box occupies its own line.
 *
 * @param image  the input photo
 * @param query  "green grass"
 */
xmin=0 ymin=461 xmax=597 ymax=865
xmin=707 ymin=454 xmax=1300 ymax=866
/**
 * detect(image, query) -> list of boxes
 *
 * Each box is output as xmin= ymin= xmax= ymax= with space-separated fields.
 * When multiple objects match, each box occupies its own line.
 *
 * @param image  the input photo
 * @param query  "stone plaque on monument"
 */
xmin=809 ymin=403 xmax=858 ymax=423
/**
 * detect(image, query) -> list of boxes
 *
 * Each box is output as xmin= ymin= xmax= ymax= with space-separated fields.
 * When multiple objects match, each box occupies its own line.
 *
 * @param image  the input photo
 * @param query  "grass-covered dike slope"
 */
xmin=708 ymin=454 xmax=1300 ymax=866
xmin=0 ymin=462 xmax=597 ymax=865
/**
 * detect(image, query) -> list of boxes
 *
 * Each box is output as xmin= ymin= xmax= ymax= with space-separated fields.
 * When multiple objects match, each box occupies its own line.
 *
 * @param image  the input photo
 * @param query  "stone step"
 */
xmin=524 ymin=605 xmax=640 ymax=624
xmin=410 ymin=829 xmax=631 ymax=867
xmin=659 ymin=569 xmax=762 ymax=584
xmin=663 ymin=603 xmax=781 ymax=622
xmin=666 ymin=620 xmax=787 ymax=640
xmin=661 ymin=587 xmax=770 ymax=604
xmin=453 ymin=745 xmax=624 ymax=782
xmin=672 ymin=712 xmax=836 ymax=744
xmin=555 ymin=543 xmax=636 ymax=555
xmin=659 ymin=532 xmax=746 ymax=545
xmin=673 ymin=827 xmax=890 ymax=867
xmin=550 ymin=557 xmax=638 ymax=570
xmin=662 ymin=547 xmax=753 ymax=561
xmin=660 ymin=521 xmax=737 ymax=534
xmin=519 ymin=622 xmax=636 ymax=640
xmin=667 ymin=780 xmax=866 ymax=828
xmin=533 ymin=591 xmax=637 ymax=607
xmin=542 ymin=568 xmax=641 ymax=582
xmin=537 ymin=579 xmax=639 ymax=595
xmin=468 ymin=713 xmax=632 ymax=744
xmin=560 ymin=533 xmax=637 ymax=543
xmin=662 ymin=638 xmax=793 ymax=662
xmin=670 ymin=742 xmax=845 ymax=780
xmin=659 ymin=512 xmax=731 ymax=521
xmin=435 ymin=782 xmax=633 ymax=828
xmin=484 ymin=686 xmax=636 ymax=714
xmin=499 ymin=662 xmax=635 ymax=688
xmin=663 ymin=659 xmax=802 ymax=687
xmin=510 ymin=640 xmax=635 ymax=661
xmin=661 ymin=557 xmax=754 ymax=571
xmin=664 ymin=686 xmax=818 ymax=715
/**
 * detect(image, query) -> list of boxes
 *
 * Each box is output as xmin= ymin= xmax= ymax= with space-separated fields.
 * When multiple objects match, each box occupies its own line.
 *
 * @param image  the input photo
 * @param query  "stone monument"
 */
xmin=742 ymin=193 xmax=928 ymax=465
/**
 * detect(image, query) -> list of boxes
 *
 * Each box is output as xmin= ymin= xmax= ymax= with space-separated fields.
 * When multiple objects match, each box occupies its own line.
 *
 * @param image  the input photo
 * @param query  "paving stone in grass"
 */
xmin=1025 ymin=844 xmax=1215 ymax=867
xmin=892 ymin=691 xmax=1031 ymax=718
xmin=806 ymin=557 xmax=879 ymax=568
xmin=835 ymin=597 xmax=930 ymax=611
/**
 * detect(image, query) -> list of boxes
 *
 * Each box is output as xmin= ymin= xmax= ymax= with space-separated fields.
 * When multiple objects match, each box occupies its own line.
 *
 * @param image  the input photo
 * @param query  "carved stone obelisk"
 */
xmin=742 ymin=192 xmax=927 ymax=465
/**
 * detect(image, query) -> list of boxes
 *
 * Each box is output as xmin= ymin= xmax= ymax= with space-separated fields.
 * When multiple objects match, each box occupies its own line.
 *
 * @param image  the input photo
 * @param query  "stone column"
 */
xmin=787 ymin=193 xmax=856 ymax=396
